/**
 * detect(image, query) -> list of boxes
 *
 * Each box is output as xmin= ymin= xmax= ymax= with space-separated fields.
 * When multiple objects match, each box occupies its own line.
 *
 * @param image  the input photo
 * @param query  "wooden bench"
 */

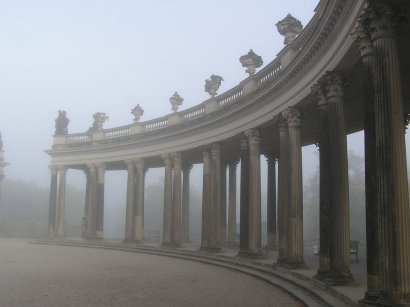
xmin=350 ymin=240 xmax=359 ymax=263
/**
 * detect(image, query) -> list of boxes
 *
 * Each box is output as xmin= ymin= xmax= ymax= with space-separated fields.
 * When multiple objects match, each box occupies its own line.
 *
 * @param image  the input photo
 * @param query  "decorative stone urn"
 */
xmin=276 ymin=14 xmax=303 ymax=45
xmin=239 ymin=49 xmax=263 ymax=76
xmin=131 ymin=104 xmax=144 ymax=123
xmin=205 ymin=75 xmax=224 ymax=97
xmin=170 ymin=92 xmax=183 ymax=112
xmin=92 ymin=112 xmax=109 ymax=130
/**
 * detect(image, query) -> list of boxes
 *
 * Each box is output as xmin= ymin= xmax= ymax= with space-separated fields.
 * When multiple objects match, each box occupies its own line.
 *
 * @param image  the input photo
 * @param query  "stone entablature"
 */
xmin=48 ymin=0 xmax=365 ymax=168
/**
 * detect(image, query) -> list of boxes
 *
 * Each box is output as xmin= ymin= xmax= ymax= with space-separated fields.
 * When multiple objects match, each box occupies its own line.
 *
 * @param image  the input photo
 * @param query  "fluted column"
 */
xmin=277 ymin=115 xmax=289 ymax=264
xmin=239 ymin=135 xmax=250 ymax=255
xmin=124 ymin=160 xmax=135 ymax=242
xmin=95 ymin=163 xmax=105 ymax=240
xmin=210 ymin=143 xmax=221 ymax=250
xmin=312 ymin=81 xmax=331 ymax=280
xmin=201 ymin=148 xmax=212 ymax=250
xmin=227 ymin=159 xmax=239 ymax=248
xmin=172 ymin=153 xmax=182 ymax=246
xmin=354 ymin=25 xmax=380 ymax=304
xmin=361 ymin=4 xmax=410 ymax=305
xmin=47 ymin=165 xmax=58 ymax=238
xmin=55 ymin=167 xmax=67 ymax=238
xmin=324 ymin=72 xmax=354 ymax=285
xmin=87 ymin=164 xmax=98 ymax=239
xmin=134 ymin=159 xmax=144 ymax=242
xmin=83 ymin=169 xmax=90 ymax=239
xmin=162 ymin=154 xmax=173 ymax=245
xmin=220 ymin=161 xmax=227 ymax=246
xmin=282 ymin=107 xmax=305 ymax=268
xmin=182 ymin=163 xmax=192 ymax=243
xmin=245 ymin=129 xmax=262 ymax=256
xmin=265 ymin=154 xmax=277 ymax=251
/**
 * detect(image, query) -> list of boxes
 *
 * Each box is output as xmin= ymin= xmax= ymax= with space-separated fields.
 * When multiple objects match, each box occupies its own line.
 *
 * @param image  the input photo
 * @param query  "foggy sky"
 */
xmin=0 ymin=0 xmax=401 ymax=190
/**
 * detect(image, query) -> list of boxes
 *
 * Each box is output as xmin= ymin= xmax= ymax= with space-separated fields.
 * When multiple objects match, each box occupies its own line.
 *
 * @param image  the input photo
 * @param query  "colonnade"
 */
xmin=46 ymin=2 xmax=410 ymax=305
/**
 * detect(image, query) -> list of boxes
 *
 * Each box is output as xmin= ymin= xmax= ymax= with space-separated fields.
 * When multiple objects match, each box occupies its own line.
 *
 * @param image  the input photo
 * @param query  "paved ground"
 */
xmin=0 ymin=238 xmax=304 ymax=307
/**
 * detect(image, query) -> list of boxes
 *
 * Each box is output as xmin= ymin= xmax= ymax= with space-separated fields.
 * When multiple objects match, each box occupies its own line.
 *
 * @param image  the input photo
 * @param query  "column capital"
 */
xmin=125 ymin=159 xmax=134 ymax=171
xmin=277 ymin=113 xmax=287 ymax=130
xmin=245 ymin=128 xmax=261 ymax=145
xmin=95 ymin=163 xmax=105 ymax=172
xmin=86 ymin=163 xmax=97 ymax=174
xmin=49 ymin=165 xmax=58 ymax=175
xmin=282 ymin=106 xmax=301 ymax=127
xmin=311 ymin=80 xmax=328 ymax=108
xmin=58 ymin=166 xmax=67 ymax=176
xmin=227 ymin=158 xmax=240 ymax=168
xmin=182 ymin=163 xmax=193 ymax=172
xmin=211 ymin=143 xmax=221 ymax=157
xmin=360 ymin=2 xmax=406 ymax=42
xmin=134 ymin=158 xmax=144 ymax=170
xmin=172 ymin=152 xmax=182 ymax=162
xmin=240 ymin=134 xmax=248 ymax=150
xmin=264 ymin=153 xmax=277 ymax=163
xmin=161 ymin=153 xmax=173 ymax=166
xmin=352 ymin=24 xmax=375 ymax=62
xmin=323 ymin=71 xmax=345 ymax=101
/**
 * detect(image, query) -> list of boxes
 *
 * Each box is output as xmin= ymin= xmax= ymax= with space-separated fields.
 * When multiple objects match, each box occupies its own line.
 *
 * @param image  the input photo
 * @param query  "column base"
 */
xmin=199 ymin=246 xmax=221 ymax=253
xmin=161 ymin=241 xmax=181 ymax=248
xmin=325 ymin=271 xmax=356 ymax=286
xmin=276 ymin=259 xmax=307 ymax=270
xmin=237 ymin=249 xmax=265 ymax=259
xmin=359 ymin=290 xmax=380 ymax=306
xmin=376 ymin=295 xmax=410 ymax=307
xmin=313 ymin=269 xmax=329 ymax=281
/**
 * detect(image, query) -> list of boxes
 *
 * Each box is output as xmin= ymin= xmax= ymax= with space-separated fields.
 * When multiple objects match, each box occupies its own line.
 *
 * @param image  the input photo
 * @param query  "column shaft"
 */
xmin=245 ymin=129 xmax=262 ymax=256
xmin=162 ymin=154 xmax=173 ymax=245
xmin=134 ymin=159 xmax=144 ymax=242
xmin=325 ymin=72 xmax=354 ymax=284
xmin=227 ymin=160 xmax=238 ymax=247
xmin=277 ymin=115 xmax=289 ymax=263
xmin=266 ymin=155 xmax=277 ymax=250
xmin=56 ymin=167 xmax=67 ymax=238
xmin=182 ymin=164 xmax=192 ymax=243
xmin=239 ymin=137 xmax=250 ymax=254
xmin=96 ymin=164 xmax=105 ymax=239
xmin=210 ymin=144 xmax=221 ymax=250
xmin=47 ymin=166 xmax=58 ymax=238
xmin=87 ymin=165 xmax=98 ymax=239
xmin=201 ymin=149 xmax=212 ymax=249
xmin=172 ymin=153 xmax=182 ymax=246
xmin=125 ymin=160 xmax=135 ymax=242
xmin=220 ymin=162 xmax=227 ymax=246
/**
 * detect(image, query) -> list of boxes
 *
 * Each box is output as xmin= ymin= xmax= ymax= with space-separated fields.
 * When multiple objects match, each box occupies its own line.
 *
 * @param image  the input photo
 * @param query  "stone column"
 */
xmin=47 ymin=165 xmax=58 ymax=238
xmin=282 ymin=107 xmax=305 ymax=268
xmin=87 ymin=164 xmax=98 ymax=239
xmin=277 ymin=115 xmax=289 ymax=264
xmin=161 ymin=154 xmax=173 ymax=245
xmin=124 ymin=160 xmax=135 ymax=242
xmin=361 ymin=5 xmax=410 ymax=305
xmin=134 ymin=159 xmax=145 ymax=242
xmin=239 ymin=135 xmax=250 ymax=255
xmin=172 ymin=153 xmax=182 ymax=246
xmin=354 ymin=25 xmax=380 ymax=304
xmin=324 ymin=72 xmax=354 ymax=285
xmin=55 ymin=167 xmax=67 ymax=238
xmin=210 ymin=143 xmax=221 ymax=250
xmin=220 ymin=161 xmax=227 ymax=246
xmin=265 ymin=154 xmax=277 ymax=250
xmin=201 ymin=148 xmax=212 ymax=250
xmin=182 ymin=163 xmax=192 ymax=243
xmin=245 ymin=129 xmax=262 ymax=257
xmin=312 ymin=81 xmax=331 ymax=280
xmin=227 ymin=159 xmax=239 ymax=248
xmin=95 ymin=163 xmax=105 ymax=240
xmin=83 ymin=169 xmax=90 ymax=239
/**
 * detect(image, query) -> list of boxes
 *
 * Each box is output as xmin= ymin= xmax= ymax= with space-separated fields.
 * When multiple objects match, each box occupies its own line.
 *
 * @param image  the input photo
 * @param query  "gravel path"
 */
xmin=0 ymin=238 xmax=303 ymax=306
